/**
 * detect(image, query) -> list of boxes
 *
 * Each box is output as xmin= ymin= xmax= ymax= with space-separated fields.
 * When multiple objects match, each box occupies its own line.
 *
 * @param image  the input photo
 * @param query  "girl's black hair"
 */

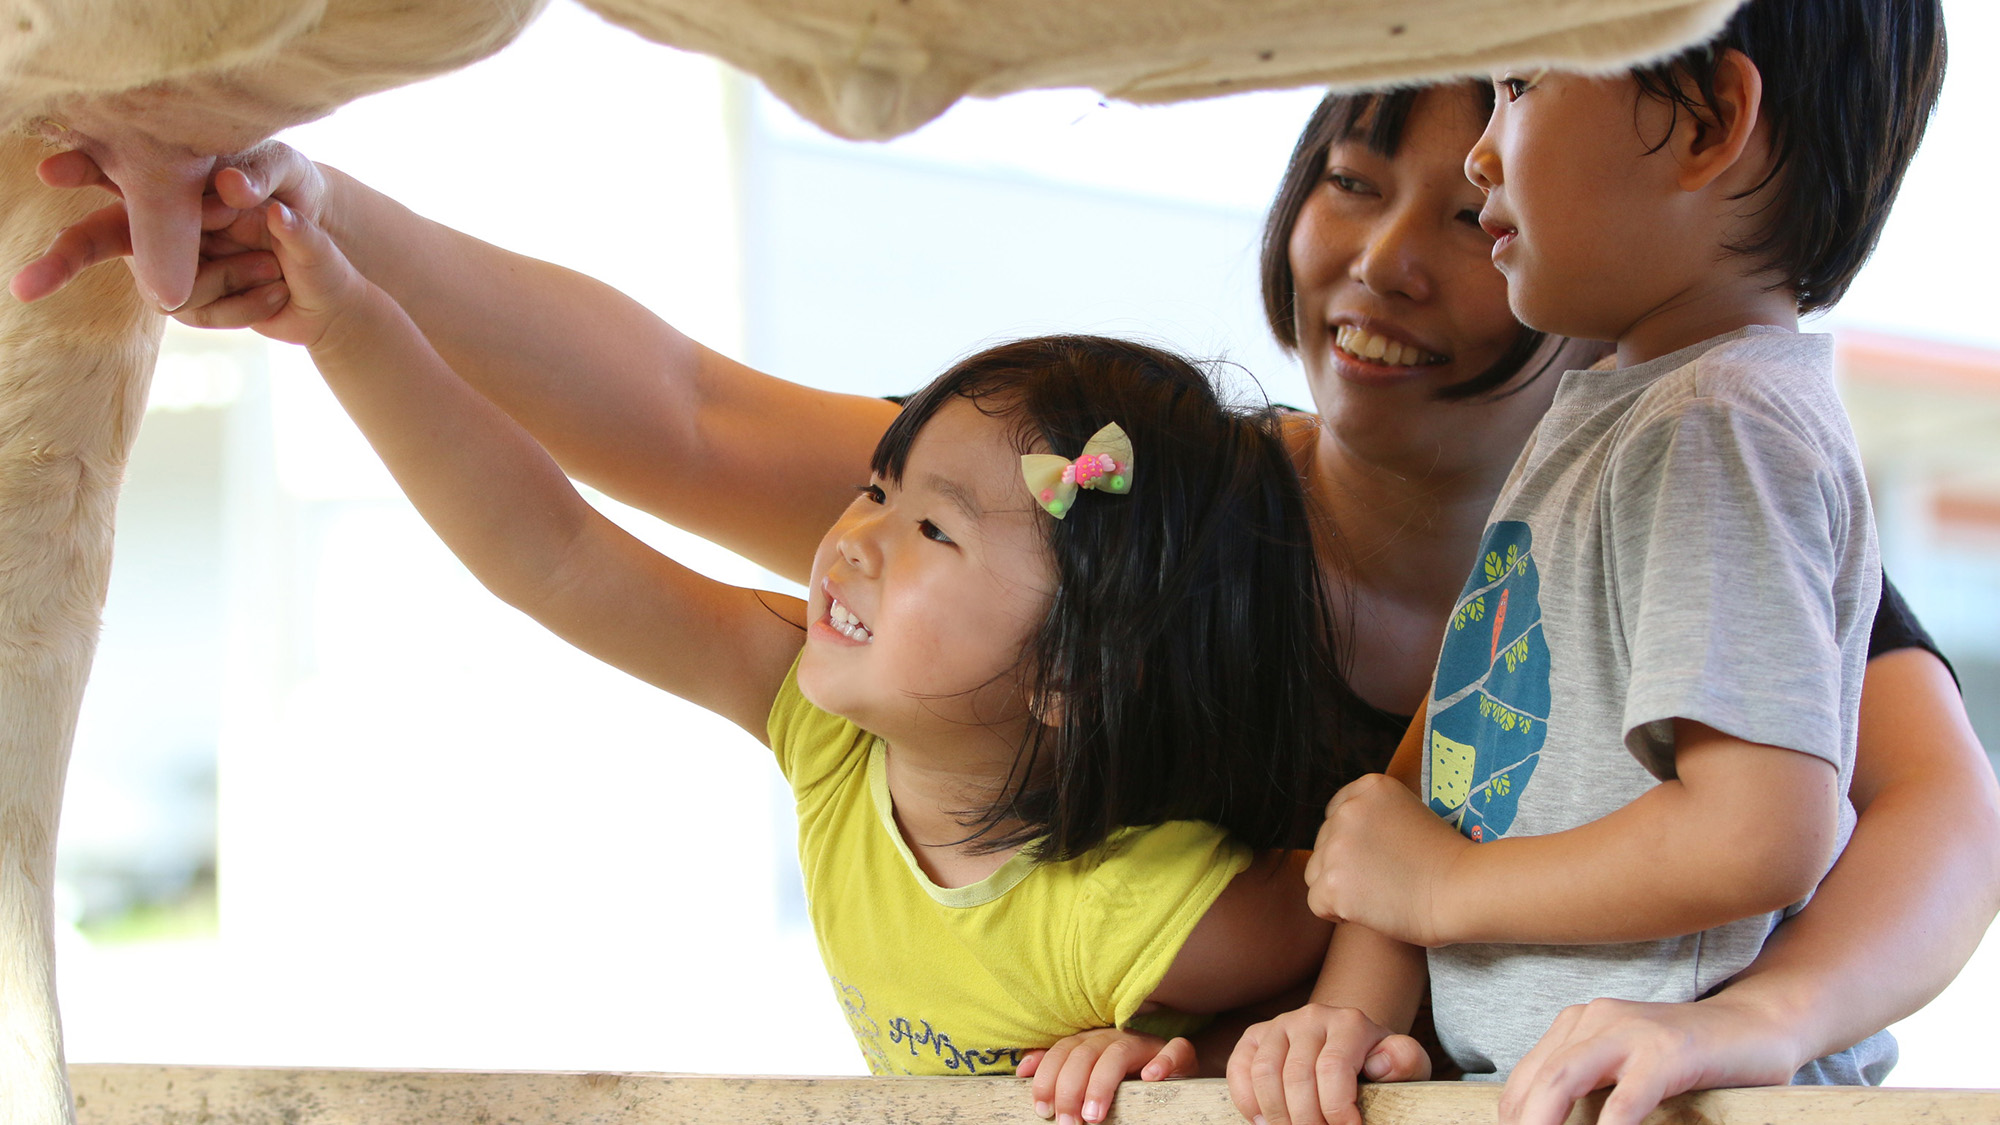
xmin=1258 ymin=85 xmax=1552 ymax=402
xmin=872 ymin=335 xmax=1372 ymax=859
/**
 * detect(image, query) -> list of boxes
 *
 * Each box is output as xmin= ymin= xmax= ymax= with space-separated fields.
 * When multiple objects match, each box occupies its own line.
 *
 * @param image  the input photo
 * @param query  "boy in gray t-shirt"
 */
xmin=1233 ymin=1 xmax=1946 ymax=1119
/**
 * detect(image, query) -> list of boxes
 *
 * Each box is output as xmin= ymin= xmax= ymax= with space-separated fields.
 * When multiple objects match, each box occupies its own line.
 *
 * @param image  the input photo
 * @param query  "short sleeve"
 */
xmin=1606 ymin=397 xmax=1871 ymax=776
xmin=1872 ymin=573 xmax=1959 ymax=687
xmin=1071 ymin=822 xmax=1252 ymax=1029
xmin=766 ymin=651 xmax=872 ymax=796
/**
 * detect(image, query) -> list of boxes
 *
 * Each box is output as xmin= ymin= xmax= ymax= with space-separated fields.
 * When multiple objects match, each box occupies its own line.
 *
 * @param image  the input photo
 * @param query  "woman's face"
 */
xmin=1288 ymin=86 xmax=1545 ymax=469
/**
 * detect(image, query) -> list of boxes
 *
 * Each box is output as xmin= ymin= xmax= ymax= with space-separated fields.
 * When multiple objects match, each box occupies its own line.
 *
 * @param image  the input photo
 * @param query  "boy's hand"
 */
xmin=1304 ymin=774 xmax=1468 ymax=947
xmin=1499 ymin=996 xmax=1801 ymax=1125
xmin=1225 ymin=1002 xmax=1429 ymax=1125
xmin=1017 ymin=1028 xmax=1195 ymax=1125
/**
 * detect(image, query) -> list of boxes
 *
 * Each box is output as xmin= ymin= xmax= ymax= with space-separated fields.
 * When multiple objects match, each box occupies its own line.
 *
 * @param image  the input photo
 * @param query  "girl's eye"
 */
xmin=1458 ymin=207 xmax=1487 ymax=231
xmin=918 ymin=519 xmax=954 ymax=545
xmin=1498 ymin=76 xmax=1531 ymax=101
xmin=857 ymin=483 xmax=886 ymax=504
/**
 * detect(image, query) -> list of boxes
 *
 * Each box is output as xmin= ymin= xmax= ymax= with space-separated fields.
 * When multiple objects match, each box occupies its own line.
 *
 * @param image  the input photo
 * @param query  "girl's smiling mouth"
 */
xmin=819 ymin=579 xmax=874 ymax=644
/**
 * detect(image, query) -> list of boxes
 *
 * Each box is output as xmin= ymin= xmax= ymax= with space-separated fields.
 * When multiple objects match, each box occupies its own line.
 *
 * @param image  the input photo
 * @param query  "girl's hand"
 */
xmin=11 ymin=142 xmax=330 ymax=321
xmin=1303 ymin=773 xmax=1468 ymax=947
xmin=1224 ymin=1002 xmax=1429 ymax=1125
xmin=253 ymin=202 xmax=376 ymax=350
xmin=1498 ymin=995 xmax=1802 ymax=1125
xmin=1017 ymin=1028 xmax=1196 ymax=1125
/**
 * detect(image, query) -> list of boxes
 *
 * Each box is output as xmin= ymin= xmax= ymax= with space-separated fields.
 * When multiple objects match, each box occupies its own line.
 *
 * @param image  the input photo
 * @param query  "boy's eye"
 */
xmin=857 ymin=483 xmax=886 ymax=504
xmin=918 ymin=519 xmax=955 ymax=545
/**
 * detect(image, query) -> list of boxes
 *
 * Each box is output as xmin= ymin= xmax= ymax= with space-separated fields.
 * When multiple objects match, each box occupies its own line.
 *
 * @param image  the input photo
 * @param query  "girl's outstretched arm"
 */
xmin=256 ymin=202 xmax=806 ymax=735
xmin=17 ymin=144 xmax=899 ymax=584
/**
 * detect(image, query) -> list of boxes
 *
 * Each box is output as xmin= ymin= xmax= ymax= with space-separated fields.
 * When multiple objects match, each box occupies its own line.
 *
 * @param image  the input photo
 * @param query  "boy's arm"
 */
xmin=1310 ymin=722 xmax=1841 ymax=947
xmin=260 ymin=204 xmax=805 ymax=736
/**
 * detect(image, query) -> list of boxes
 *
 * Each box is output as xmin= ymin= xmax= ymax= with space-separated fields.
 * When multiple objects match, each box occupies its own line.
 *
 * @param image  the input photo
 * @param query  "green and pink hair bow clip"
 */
xmin=1021 ymin=423 xmax=1134 ymax=519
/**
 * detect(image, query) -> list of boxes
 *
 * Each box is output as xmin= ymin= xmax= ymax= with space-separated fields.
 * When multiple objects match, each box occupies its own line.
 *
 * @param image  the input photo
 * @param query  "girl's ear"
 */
xmin=1675 ymin=47 xmax=1766 ymax=194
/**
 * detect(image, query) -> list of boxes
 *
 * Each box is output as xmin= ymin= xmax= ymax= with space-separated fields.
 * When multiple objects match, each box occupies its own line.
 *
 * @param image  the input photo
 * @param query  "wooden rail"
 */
xmin=66 ymin=1065 xmax=2000 ymax=1125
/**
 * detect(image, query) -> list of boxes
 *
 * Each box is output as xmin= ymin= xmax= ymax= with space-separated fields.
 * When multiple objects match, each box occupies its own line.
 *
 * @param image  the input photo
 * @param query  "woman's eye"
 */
xmin=918 ymin=520 xmax=955 ymax=545
xmin=1326 ymin=171 xmax=1370 ymax=195
xmin=857 ymin=483 xmax=885 ymax=504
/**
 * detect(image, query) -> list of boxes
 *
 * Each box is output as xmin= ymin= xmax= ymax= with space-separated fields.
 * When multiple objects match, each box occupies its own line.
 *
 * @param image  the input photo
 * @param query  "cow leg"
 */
xmin=0 ymin=129 xmax=159 ymax=1125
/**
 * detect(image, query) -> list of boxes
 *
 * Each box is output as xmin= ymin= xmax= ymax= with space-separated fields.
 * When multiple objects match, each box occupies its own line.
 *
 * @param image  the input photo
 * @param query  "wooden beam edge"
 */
xmin=66 ymin=1064 xmax=2000 ymax=1125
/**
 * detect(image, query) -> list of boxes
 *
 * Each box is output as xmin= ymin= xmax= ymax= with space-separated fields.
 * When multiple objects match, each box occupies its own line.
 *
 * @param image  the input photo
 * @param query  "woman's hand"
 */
xmin=1017 ymin=1028 xmax=1197 ymax=1125
xmin=1224 ymin=1002 xmax=1430 ymax=1125
xmin=1498 ymin=994 xmax=1802 ymax=1125
xmin=1304 ymin=773 xmax=1468 ymax=947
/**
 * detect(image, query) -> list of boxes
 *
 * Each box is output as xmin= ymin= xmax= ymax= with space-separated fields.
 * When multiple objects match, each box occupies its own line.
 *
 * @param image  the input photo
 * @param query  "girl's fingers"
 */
xmin=9 ymin=200 xmax=134 ymax=303
xmin=1083 ymin=1042 xmax=1138 ymax=1123
xmin=1050 ymin=1043 xmax=1102 ymax=1123
xmin=1141 ymin=1036 xmax=1198 ymax=1080
xmin=181 ymin=249 xmax=282 ymax=308
xmin=215 ymin=143 xmax=323 ymax=215
xmin=36 ymin=148 xmax=116 ymax=193
xmin=173 ymin=280 xmax=288 ymax=331
xmin=1028 ymin=1041 xmax=1071 ymax=1113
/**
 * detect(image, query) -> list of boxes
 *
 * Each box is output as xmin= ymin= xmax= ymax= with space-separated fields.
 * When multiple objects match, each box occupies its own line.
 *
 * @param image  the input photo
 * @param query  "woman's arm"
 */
xmin=1732 ymin=646 xmax=1999 ymax=1057
xmin=1498 ymin=646 xmax=2000 ymax=1125
xmin=19 ymin=145 xmax=900 ymax=583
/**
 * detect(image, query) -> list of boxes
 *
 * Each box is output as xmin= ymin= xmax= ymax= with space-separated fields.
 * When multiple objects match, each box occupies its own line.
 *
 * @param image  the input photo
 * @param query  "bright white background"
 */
xmin=55 ymin=0 xmax=1999 ymax=1086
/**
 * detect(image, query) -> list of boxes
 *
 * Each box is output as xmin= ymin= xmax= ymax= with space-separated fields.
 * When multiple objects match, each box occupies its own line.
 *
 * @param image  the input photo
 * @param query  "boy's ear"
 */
xmin=1673 ymin=47 xmax=1766 ymax=194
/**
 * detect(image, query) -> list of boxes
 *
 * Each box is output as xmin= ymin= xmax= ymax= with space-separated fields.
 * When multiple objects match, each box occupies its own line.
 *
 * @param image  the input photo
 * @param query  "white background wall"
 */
xmin=55 ymin=0 xmax=1998 ymax=1086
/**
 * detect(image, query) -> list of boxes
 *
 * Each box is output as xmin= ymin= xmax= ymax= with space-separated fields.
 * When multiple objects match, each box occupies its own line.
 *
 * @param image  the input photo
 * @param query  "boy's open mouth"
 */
xmin=1479 ymin=215 xmax=1518 ymax=256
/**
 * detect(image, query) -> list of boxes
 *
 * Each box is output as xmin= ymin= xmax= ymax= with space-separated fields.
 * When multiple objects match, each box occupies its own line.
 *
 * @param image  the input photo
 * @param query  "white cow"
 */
xmin=0 ymin=1 xmax=1742 ymax=1121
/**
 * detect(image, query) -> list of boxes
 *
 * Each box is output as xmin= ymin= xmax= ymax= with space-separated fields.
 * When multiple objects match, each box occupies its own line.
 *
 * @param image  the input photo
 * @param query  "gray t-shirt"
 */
xmin=1421 ymin=327 xmax=1891 ymax=1083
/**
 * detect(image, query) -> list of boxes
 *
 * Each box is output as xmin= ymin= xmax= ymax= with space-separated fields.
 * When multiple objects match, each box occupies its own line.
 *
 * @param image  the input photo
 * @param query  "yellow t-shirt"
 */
xmin=768 ymin=660 xmax=1253 ymax=1076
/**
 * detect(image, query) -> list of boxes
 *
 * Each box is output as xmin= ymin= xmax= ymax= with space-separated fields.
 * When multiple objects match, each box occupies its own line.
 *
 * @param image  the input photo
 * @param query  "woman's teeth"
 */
xmin=829 ymin=597 xmax=873 ymax=643
xmin=1335 ymin=325 xmax=1445 ymax=367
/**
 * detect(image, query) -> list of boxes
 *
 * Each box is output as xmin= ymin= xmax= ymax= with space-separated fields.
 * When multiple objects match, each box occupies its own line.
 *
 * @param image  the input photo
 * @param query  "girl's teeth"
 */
xmin=828 ymin=598 xmax=872 ymax=643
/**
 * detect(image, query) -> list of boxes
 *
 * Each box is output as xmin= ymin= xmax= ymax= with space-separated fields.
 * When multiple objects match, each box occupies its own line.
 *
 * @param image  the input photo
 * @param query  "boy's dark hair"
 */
xmin=1632 ymin=0 xmax=1946 ymax=312
xmin=1259 ymin=85 xmax=1549 ymax=402
xmin=873 ymin=335 xmax=1373 ymax=859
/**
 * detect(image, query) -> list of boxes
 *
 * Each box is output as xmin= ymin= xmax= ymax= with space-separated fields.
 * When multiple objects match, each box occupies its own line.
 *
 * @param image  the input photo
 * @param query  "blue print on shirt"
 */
xmin=1428 ymin=521 xmax=1550 ymax=841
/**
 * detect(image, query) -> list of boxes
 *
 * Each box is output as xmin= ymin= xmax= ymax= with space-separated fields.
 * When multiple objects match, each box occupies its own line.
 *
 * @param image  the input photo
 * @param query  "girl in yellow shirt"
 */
xmin=198 ymin=205 xmax=1366 ymax=1108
